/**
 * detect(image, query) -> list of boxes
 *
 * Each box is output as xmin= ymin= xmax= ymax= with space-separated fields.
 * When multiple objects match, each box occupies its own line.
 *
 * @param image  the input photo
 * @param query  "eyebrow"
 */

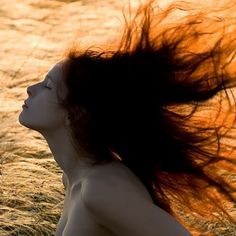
xmin=45 ymin=75 xmax=54 ymax=83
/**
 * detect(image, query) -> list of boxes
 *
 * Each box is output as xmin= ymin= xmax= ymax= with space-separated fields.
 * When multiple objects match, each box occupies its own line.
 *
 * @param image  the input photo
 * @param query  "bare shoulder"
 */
xmin=81 ymin=161 xmax=192 ymax=236
xmin=81 ymin=160 xmax=154 ymax=204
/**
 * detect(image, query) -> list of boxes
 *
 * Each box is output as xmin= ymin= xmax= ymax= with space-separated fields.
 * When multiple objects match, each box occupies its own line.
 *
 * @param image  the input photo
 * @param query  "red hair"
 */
xmin=57 ymin=0 xmax=236 ymax=232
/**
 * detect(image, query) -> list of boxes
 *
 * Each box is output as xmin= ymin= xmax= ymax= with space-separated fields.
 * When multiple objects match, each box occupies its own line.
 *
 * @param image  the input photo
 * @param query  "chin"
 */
xmin=18 ymin=117 xmax=33 ymax=129
xmin=18 ymin=113 xmax=38 ymax=130
xmin=18 ymin=112 xmax=27 ymax=126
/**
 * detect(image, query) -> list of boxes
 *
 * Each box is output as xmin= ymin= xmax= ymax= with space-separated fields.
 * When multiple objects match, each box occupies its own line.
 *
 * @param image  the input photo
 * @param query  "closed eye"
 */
xmin=44 ymin=85 xmax=52 ymax=89
xmin=44 ymin=80 xmax=52 ymax=89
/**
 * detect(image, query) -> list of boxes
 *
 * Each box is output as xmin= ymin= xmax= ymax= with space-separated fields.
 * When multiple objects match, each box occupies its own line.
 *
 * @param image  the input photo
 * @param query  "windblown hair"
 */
xmin=58 ymin=0 xmax=236 ymax=229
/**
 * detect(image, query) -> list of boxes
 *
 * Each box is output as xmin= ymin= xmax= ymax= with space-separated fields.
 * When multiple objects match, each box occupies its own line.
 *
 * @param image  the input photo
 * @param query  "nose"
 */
xmin=27 ymin=85 xmax=33 ymax=96
xmin=27 ymin=87 xmax=31 ymax=96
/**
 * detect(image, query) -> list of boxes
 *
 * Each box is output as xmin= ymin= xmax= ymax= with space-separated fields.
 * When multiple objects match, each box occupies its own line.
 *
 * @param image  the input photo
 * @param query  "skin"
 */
xmin=19 ymin=61 xmax=96 ymax=186
xmin=18 ymin=62 xmax=192 ymax=236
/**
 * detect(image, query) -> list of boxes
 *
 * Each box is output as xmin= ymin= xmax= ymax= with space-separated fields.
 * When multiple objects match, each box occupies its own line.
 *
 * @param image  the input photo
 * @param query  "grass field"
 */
xmin=0 ymin=0 xmax=236 ymax=235
xmin=1 ymin=139 xmax=236 ymax=235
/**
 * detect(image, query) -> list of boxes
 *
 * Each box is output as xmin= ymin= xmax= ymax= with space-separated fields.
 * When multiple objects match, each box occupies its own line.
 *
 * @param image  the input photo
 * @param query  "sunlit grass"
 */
xmin=1 ymin=138 xmax=236 ymax=235
xmin=1 ymin=0 xmax=236 ymax=235
xmin=1 ymin=141 xmax=64 ymax=236
xmin=3 ymin=127 xmax=235 ymax=236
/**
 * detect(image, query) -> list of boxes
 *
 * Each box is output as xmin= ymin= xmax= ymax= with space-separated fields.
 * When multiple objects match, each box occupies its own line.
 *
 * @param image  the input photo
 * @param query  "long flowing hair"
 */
xmin=57 ymin=0 xmax=236 ymax=228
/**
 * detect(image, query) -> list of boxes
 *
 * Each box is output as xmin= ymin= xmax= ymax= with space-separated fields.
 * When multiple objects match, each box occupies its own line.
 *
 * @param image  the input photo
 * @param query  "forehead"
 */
xmin=46 ymin=60 xmax=68 ymax=98
xmin=46 ymin=61 xmax=64 ymax=84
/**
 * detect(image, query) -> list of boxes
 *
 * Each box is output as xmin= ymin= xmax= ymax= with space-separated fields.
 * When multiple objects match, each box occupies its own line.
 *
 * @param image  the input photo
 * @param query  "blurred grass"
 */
xmin=1 ymin=134 xmax=236 ymax=236
xmin=1 ymin=0 xmax=236 ymax=235
xmin=1 ymin=140 xmax=64 ymax=236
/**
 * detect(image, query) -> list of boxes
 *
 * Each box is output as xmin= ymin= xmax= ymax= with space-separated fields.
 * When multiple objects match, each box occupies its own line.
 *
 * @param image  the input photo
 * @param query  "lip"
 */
xmin=23 ymin=101 xmax=28 ymax=108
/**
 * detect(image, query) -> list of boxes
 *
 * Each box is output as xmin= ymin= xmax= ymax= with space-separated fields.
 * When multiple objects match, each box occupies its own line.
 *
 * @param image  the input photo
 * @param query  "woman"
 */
xmin=19 ymin=0 xmax=236 ymax=235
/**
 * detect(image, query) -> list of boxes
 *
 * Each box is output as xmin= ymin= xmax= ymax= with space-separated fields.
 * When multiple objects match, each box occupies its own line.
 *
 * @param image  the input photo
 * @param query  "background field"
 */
xmin=0 ymin=0 xmax=235 ymax=235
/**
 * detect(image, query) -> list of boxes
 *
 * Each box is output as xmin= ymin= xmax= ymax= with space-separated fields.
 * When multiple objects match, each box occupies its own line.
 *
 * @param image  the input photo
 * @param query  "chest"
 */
xmin=55 ymin=184 xmax=115 ymax=236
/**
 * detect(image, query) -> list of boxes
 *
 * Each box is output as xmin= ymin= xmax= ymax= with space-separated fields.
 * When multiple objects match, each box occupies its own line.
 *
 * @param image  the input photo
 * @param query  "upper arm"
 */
xmin=81 ymin=177 xmax=192 ymax=236
xmin=62 ymin=172 xmax=68 ymax=189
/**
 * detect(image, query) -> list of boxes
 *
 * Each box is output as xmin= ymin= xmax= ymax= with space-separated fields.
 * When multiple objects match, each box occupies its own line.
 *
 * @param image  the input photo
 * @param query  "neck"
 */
xmin=40 ymin=126 xmax=96 ymax=186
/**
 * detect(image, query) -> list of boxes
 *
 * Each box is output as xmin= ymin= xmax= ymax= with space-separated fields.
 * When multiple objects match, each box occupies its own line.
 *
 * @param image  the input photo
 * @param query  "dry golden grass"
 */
xmin=1 ymin=133 xmax=236 ymax=235
xmin=0 ymin=0 xmax=236 ymax=235
xmin=0 ymin=133 xmax=64 ymax=235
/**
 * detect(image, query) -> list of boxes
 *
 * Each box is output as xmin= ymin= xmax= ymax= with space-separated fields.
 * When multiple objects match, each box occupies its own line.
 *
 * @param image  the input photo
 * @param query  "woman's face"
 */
xmin=19 ymin=61 xmax=68 ymax=134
